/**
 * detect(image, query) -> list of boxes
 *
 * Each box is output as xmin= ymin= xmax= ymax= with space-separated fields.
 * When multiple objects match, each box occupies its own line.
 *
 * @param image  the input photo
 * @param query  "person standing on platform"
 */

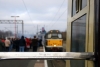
xmin=9 ymin=38 xmax=13 ymax=51
xmin=39 ymin=37 xmax=42 ymax=47
xmin=25 ymin=37 xmax=31 ymax=51
xmin=19 ymin=36 xmax=26 ymax=52
xmin=1 ymin=38 xmax=5 ymax=43
xmin=32 ymin=36 xmax=38 ymax=52
xmin=29 ymin=38 xmax=32 ymax=49
xmin=0 ymin=38 xmax=5 ymax=52
xmin=15 ymin=38 xmax=20 ymax=52
xmin=4 ymin=37 xmax=11 ymax=52
xmin=1 ymin=38 xmax=5 ymax=51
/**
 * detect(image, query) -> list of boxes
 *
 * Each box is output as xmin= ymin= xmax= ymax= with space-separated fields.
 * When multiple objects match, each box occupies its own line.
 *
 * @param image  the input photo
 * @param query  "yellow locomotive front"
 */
xmin=45 ymin=30 xmax=63 ymax=52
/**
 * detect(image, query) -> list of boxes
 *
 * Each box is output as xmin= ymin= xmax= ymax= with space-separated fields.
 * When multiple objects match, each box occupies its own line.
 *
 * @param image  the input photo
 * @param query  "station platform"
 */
xmin=0 ymin=46 xmax=46 ymax=67
xmin=34 ymin=47 xmax=44 ymax=67
xmin=0 ymin=46 xmax=66 ymax=67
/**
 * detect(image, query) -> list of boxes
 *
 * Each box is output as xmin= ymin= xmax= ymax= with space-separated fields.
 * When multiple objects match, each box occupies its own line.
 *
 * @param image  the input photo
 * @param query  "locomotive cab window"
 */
xmin=52 ymin=34 xmax=58 ymax=37
xmin=58 ymin=34 xmax=62 ymax=38
xmin=48 ymin=34 xmax=52 ymax=38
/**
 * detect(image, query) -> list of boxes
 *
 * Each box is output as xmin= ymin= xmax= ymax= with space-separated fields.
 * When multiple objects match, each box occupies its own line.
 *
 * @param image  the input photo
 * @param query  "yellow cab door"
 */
xmin=66 ymin=0 xmax=94 ymax=67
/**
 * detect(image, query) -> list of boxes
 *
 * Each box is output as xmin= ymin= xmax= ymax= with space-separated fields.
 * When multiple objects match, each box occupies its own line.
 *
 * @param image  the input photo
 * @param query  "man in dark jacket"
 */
xmin=32 ymin=36 xmax=38 ymax=52
xmin=0 ymin=38 xmax=5 ymax=52
xmin=15 ymin=38 xmax=20 ymax=52
xmin=19 ymin=36 xmax=26 ymax=52
xmin=9 ymin=38 xmax=13 ymax=51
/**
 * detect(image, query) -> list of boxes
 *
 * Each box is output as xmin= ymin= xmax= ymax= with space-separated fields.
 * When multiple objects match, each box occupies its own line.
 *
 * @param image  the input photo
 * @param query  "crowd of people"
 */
xmin=0 ymin=35 xmax=42 ymax=52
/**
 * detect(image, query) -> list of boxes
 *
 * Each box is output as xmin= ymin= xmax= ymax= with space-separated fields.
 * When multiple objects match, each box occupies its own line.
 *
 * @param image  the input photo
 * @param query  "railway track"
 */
xmin=47 ymin=60 xmax=66 ymax=67
xmin=45 ymin=44 xmax=66 ymax=67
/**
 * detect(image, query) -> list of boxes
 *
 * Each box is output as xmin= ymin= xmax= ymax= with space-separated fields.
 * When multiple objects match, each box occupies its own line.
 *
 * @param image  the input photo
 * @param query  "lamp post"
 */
xmin=11 ymin=16 xmax=19 ymax=38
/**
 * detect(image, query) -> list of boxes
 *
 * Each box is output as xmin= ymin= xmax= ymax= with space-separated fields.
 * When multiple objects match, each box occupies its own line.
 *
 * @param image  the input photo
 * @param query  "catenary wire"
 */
xmin=22 ymin=0 xmax=35 ymax=27
xmin=46 ymin=0 xmax=66 ymax=28
xmin=48 ymin=8 xmax=67 ymax=30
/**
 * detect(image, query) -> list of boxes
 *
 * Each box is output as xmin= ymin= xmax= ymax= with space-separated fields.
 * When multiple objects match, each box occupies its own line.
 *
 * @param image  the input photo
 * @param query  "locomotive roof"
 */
xmin=48 ymin=30 xmax=60 ymax=33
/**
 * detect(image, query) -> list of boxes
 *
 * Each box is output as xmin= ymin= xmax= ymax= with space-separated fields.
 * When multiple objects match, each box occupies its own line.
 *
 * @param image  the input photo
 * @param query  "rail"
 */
xmin=0 ymin=52 xmax=94 ymax=60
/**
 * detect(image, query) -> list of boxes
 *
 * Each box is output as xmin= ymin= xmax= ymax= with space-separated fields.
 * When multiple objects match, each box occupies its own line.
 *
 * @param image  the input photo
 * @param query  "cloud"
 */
xmin=0 ymin=0 xmax=68 ymax=35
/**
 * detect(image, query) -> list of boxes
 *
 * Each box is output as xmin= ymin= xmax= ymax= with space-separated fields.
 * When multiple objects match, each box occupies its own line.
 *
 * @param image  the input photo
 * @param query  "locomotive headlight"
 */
xmin=54 ymin=45 xmax=56 ymax=47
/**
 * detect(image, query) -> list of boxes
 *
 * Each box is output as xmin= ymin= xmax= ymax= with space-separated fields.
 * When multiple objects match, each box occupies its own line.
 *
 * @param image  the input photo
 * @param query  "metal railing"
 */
xmin=0 ymin=52 xmax=94 ymax=60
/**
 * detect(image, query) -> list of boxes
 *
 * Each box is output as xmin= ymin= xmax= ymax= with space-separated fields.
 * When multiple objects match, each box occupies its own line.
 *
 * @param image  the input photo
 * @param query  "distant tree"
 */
xmin=0 ymin=30 xmax=13 ymax=39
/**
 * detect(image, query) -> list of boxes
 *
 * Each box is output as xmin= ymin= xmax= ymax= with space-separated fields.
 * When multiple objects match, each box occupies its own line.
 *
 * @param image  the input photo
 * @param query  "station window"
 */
xmin=72 ymin=0 xmax=87 ymax=16
xmin=71 ymin=14 xmax=86 ymax=67
xmin=72 ymin=0 xmax=77 ymax=16
xmin=81 ymin=0 xmax=87 ymax=9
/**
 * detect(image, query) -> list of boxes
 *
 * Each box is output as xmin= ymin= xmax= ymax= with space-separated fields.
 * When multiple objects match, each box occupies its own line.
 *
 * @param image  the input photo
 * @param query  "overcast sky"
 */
xmin=0 ymin=0 xmax=68 ymax=37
